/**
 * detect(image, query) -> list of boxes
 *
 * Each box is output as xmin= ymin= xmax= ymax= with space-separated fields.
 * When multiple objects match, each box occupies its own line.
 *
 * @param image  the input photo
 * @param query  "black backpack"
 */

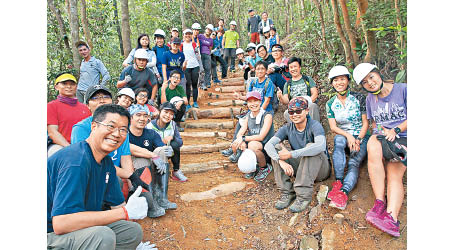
xmin=249 ymin=77 xmax=279 ymax=111
xmin=286 ymin=75 xmax=312 ymax=98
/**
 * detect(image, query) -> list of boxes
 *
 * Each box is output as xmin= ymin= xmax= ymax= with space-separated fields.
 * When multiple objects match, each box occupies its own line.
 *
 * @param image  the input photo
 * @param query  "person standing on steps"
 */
xmin=268 ymin=27 xmax=280 ymax=53
xmin=258 ymin=12 xmax=273 ymax=46
xmin=161 ymin=37 xmax=187 ymax=92
xmin=75 ymin=41 xmax=111 ymax=103
xmin=152 ymin=29 xmax=170 ymax=88
xmin=158 ymin=70 xmax=188 ymax=132
xmin=198 ymin=24 xmax=215 ymax=90
xmin=325 ymin=65 xmax=369 ymax=210
xmin=247 ymin=8 xmax=261 ymax=44
xmin=222 ymin=21 xmax=240 ymax=74
xmin=180 ymin=28 xmax=201 ymax=110
xmin=116 ymin=88 xmax=135 ymax=109
xmin=214 ymin=18 xmax=227 ymax=32
xmin=47 ymin=104 xmax=150 ymax=249
xmin=233 ymin=91 xmax=275 ymax=182
xmin=211 ymin=30 xmax=227 ymax=84
xmin=191 ymin=23 xmax=205 ymax=89
xmin=128 ymin=104 xmax=176 ymax=218
xmin=147 ymin=102 xmax=186 ymax=183
xmin=265 ymin=97 xmax=330 ymax=213
xmin=47 ymin=73 xmax=91 ymax=158
xmin=353 ymin=63 xmax=407 ymax=237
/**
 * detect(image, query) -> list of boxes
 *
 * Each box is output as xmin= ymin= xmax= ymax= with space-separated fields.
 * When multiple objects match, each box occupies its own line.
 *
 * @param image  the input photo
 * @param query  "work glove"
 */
xmin=152 ymin=156 xmax=166 ymax=175
xmin=164 ymin=146 xmax=174 ymax=157
xmin=128 ymin=172 xmax=150 ymax=191
xmin=124 ymin=75 xmax=132 ymax=83
xmin=124 ymin=186 xmax=148 ymax=220
xmin=136 ymin=241 xmax=157 ymax=250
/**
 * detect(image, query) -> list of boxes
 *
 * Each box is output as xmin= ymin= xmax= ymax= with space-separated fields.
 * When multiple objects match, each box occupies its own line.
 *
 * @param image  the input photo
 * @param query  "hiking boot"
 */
xmin=254 ymin=164 xmax=273 ymax=182
xmin=369 ymin=210 xmax=400 ymax=237
xmin=171 ymin=169 xmax=188 ymax=182
xmin=327 ymin=180 xmax=343 ymax=201
xmin=228 ymin=149 xmax=242 ymax=163
xmin=289 ymin=198 xmax=311 ymax=213
xmin=176 ymin=122 xmax=184 ymax=132
xmin=365 ymin=199 xmax=386 ymax=224
xmin=153 ymin=164 xmax=177 ymax=210
xmin=275 ymin=193 xmax=296 ymax=210
xmin=193 ymin=102 xmax=199 ymax=108
xmin=221 ymin=147 xmax=233 ymax=157
xmin=244 ymin=170 xmax=258 ymax=179
xmin=329 ymin=190 xmax=348 ymax=210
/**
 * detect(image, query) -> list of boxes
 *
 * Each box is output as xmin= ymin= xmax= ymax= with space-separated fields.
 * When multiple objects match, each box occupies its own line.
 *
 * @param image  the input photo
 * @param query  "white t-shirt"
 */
xmin=182 ymin=41 xmax=200 ymax=69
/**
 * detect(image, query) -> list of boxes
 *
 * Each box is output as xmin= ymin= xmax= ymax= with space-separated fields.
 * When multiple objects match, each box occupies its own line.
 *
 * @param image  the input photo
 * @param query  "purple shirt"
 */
xmin=198 ymin=34 xmax=213 ymax=55
xmin=366 ymin=83 xmax=407 ymax=137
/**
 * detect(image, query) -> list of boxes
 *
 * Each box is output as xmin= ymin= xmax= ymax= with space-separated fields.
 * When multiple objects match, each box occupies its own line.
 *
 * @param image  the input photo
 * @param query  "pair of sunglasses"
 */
xmin=288 ymin=109 xmax=304 ymax=115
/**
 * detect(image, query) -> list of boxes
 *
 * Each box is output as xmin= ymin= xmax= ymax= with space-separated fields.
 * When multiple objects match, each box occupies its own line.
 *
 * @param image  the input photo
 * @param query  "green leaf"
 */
xmin=395 ymin=70 xmax=406 ymax=83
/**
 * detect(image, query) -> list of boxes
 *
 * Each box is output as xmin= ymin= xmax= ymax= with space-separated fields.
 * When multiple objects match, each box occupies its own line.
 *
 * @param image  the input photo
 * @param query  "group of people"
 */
xmin=47 ymin=13 xmax=407 ymax=249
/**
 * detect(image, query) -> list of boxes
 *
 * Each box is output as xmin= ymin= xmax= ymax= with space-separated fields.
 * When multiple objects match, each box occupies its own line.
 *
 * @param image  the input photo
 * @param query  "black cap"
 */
xmin=160 ymin=101 xmax=176 ymax=112
xmin=172 ymin=37 xmax=182 ymax=44
xmin=85 ymin=85 xmax=112 ymax=104
xmin=248 ymin=8 xmax=254 ymax=13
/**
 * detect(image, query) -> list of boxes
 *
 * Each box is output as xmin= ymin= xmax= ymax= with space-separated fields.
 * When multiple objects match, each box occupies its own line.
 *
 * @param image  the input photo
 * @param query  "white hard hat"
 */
xmin=246 ymin=43 xmax=257 ymax=50
xmin=236 ymin=48 xmax=244 ymax=54
xmin=238 ymin=149 xmax=257 ymax=173
xmin=134 ymin=48 xmax=149 ymax=60
xmin=154 ymin=29 xmax=166 ymax=38
xmin=183 ymin=29 xmax=193 ymax=34
xmin=353 ymin=63 xmax=377 ymax=85
xmin=229 ymin=20 xmax=237 ymax=26
xmin=206 ymin=24 xmax=214 ymax=31
xmin=328 ymin=65 xmax=350 ymax=81
xmin=262 ymin=26 xmax=270 ymax=33
xmin=191 ymin=23 xmax=201 ymax=30
xmin=118 ymin=88 xmax=135 ymax=101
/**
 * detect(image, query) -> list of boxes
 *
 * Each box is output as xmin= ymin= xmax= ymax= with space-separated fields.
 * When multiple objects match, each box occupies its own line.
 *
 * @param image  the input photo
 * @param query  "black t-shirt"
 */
xmin=129 ymin=128 xmax=165 ymax=152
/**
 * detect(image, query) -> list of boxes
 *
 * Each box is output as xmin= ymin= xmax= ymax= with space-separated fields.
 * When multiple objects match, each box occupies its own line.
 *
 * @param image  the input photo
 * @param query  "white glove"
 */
xmin=164 ymin=146 xmax=174 ymax=157
xmin=136 ymin=241 xmax=157 ymax=250
xmin=124 ymin=186 xmax=148 ymax=220
xmin=124 ymin=75 xmax=132 ymax=83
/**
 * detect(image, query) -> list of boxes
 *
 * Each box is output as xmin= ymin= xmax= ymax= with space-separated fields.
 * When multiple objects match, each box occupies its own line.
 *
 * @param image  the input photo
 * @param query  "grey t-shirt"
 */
xmin=274 ymin=117 xmax=325 ymax=150
xmin=119 ymin=65 xmax=157 ymax=95
xmin=283 ymin=76 xmax=316 ymax=99
xmin=246 ymin=111 xmax=274 ymax=144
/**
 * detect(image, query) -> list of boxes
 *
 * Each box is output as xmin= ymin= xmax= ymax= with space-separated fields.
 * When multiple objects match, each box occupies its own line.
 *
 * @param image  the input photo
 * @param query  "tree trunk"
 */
xmin=355 ymin=0 xmax=368 ymax=28
xmin=356 ymin=0 xmax=376 ymax=62
xmin=120 ymin=0 xmax=132 ymax=57
xmin=331 ymin=0 xmax=352 ymax=65
xmin=48 ymin=0 xmax=71 ymax=53
xmin=112 ymin=0 xmax=124 ymax=56
xmin=79 ymin=0 xmax=93 ymax=50
xmin=394 ymin=0 xmax=404 ymax=69
xmin=180 ymin=0 xmax=186 ymax=30
xmin=204 ymin=0 xmax=213 ymax=24
xmin=300 ymin=0 xmax=306 ymax=19
xmin=66 ymin=0 xmax=81 ymax=72
xmin=338 ymin=0 xmax=359 ymax=65
xmin=312 ymin=0 xmax=333 ymax=59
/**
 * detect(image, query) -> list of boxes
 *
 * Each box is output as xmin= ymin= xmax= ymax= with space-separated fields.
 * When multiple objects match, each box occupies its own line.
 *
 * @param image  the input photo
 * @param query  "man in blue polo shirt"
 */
xmin=47 ymin=104 xmax=149 ymax=249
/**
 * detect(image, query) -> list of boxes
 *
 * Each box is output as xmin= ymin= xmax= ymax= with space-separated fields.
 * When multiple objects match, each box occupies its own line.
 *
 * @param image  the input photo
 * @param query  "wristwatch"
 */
xmin=242 ymin=136 xmax=246 ymax=142
xmin=394 ymin=127 xmax=401 ymax=134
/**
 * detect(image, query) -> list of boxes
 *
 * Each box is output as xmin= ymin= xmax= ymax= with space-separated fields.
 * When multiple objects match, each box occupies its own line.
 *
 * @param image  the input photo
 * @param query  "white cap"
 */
xmin=262 ymin=26 xmax=270 ymax=33
xmin=206 ymin=24 xmax=214 ymax=31
xmin=328 ymin=65 xmax=350 ymax=80
xmin=183 ymin=29 xmax=193 ymax=34
xmin=154 ymin=29 xmax=166 ymax=38
xmin=191 ymin=23 xmax=201 ymax=30
xmin=353 ymin=63 xmax=377 ymax=85
xmin=134 ymin=48 xmax=149 ymax=60
xmin=170 ymin=96 xmax=183 ymax=104
xmin=238 ymin=149 xmax=257 ymax=173
xmin=118 ymin=88 xmax=135 ymax=101
xmin=171 ymin=27 xmax=179 ymax=32
xmin=229 ymin=20 xmax=237 ymax=26
xmin=236 ymin=48 xmax=244 ymax=54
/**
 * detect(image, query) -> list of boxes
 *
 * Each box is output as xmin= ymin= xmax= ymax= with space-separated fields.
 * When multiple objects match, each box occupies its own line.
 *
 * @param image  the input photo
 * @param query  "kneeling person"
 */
xmin=265 ymin=97 xmax=330 ymax=213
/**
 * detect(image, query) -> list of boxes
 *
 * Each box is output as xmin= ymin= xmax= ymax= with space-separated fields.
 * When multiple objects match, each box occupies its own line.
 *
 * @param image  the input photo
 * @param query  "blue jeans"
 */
xmin=332 ymin=134 xmax=368 ymax=193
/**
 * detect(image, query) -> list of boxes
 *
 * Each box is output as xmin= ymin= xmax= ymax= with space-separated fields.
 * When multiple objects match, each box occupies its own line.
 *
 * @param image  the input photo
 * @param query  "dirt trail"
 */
xmin=138 ymin=73 xmax=407 ymax=249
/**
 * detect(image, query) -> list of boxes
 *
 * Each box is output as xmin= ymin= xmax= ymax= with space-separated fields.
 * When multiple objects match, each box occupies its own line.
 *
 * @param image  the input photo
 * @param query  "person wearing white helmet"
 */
xmin=197 ymin=24 xmax=215 ymax=90
xmin=325 ymin=65 xmax=369 ymax=210
xmin=353 ymin=63 xmax=407 ymax=237
xmin=116 ymin=88 xmax=135 ymax=109
xmin=152 ymin=29 xmax=170 ymax=85
xmin=258 ymin=12 xmax=273 ymax=46
xmin=222 ymin=20 xmax=240 ymax=73
xmin=261 ymin=26 xmax=271 ymax=51
xmin=117 ymin=48 xmax=158 ymax=104
xmin=180 ymin=28 xmax=201 ymax=109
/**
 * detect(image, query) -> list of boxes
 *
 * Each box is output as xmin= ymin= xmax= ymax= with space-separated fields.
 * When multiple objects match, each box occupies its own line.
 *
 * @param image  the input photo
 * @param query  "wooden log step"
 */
xmin=180 ymin=160 xmax=232 ymax=174
xmin=207 ymin=92 xmax=241 ymax=99
xmin=207 ymin=100 xmax=246 ymax=107
xmin=181 ymin=142 xmax=230 ymax=154
xmin=215 ymin=86 xmax=245 ymax=93
xmin=184 ymin=121 xmax=234 ymax=129
xmin=180 ymin=131 xmax=227 ymax=138
xmin=217 ymin=81 xmax=245 ymax=87
xmin=188 ymin=107 xmax=241 ymax=119
xmin=222 ymin=77 xmax=244 ymax=82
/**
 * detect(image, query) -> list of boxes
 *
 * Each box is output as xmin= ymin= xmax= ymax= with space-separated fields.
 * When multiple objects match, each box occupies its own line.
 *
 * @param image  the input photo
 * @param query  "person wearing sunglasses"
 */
xmin=265 ymin=97 xmax=330 ymax=213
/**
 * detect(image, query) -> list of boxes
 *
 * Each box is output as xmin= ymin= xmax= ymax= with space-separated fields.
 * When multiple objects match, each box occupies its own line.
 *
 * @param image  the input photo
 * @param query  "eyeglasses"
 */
xmin=171 ymin=76 xmax=181 ymax=80
xmin=137 ymin=93 xmax=148 ymax=98
xmin=95 ymin=121 xmax=129 ymax=136
xmin=288 ymin=109 xmax=304 ymax=115
xmin=90 ymin=95 xmax=111 ymax=101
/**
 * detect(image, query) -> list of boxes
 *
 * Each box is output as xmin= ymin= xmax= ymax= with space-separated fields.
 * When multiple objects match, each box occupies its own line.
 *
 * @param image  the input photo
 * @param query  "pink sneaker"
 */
xmin=365 ymin=199 xmax=386 ymax=225
xmin=369 ymin=210 xmax=400 ymax=237
xmin=327 ymin=180 xmax=343 ymax=201
xmin=329 ymin=190 xmax=348 ymax=210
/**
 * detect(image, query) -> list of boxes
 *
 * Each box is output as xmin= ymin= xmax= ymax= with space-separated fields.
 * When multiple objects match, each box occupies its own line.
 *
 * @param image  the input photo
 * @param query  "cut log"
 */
xmin=180 ymin=160 xmax=232 ymax=174
xmin=181 ymin=142 xmax=230 ymax=154
xmin=180 ymin=131 xmax=227 ymax=138
xmin=190 ymin=107 xmax=241 ymax=119
xmin=207 ymin=92 xmax=242 ymax=99
xmin=184 ymin=121 xmax=234 ymax=129
xmin=222 ymin=77 xmax=244 ymax=82
xmin=218 ymin=81 xmax=245 ymax=86
xmin=208 ymin=100 xmax=246 ymax=107
xmin=215 ymin=86 xmax=245 ymax=93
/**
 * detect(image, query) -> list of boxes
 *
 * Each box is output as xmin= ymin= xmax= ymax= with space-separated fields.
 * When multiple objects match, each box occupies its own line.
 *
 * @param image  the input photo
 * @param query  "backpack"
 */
xmin=249 ymin=77 xmax=279 ymax=111
xmin=286 ymin=75 xmax=312 ymax=98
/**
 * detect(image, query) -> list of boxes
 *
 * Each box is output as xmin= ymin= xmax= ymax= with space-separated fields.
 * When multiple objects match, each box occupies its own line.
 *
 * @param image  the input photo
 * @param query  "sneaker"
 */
xmin=327 ymin=180 xmax=343 ymax=201
xmin=193 ymin=102 xmax=199 ymax=108
xmin=369 ymin=210 xmax=400 ymax=237
xmin=171 ymin=170 xmax=188 ymax=182
xmin=213 ymin=79 xmax=222 ymax=83
xmin=254 ymin=164 xmax=273 ymax=182
xmin=221 ymin=147 xmax=233 ymax=157
xmin=186 ymin=104 xmax=191 ymax=111
xmin=244 ymin=170 xmax=257 ymax=179
xmin=329 ymin=190 xmax=348 ymax=210
xmin=275 ymin=193 xmax=296 ymax=210
xmin=365 ymin=199 xmax=386 ymax=224
xmin=181 ymin=114 xmax=186 ymax=122
xmin=289 ymin=198 xmax=311 ymax=213
xmin=228 ymin=149 xmax=242 ymax=163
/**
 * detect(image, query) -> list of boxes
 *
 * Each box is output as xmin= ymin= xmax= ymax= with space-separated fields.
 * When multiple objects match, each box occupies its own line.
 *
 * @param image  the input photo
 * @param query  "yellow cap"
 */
xmin=55 ymin=73 xmax=77 ymax=85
